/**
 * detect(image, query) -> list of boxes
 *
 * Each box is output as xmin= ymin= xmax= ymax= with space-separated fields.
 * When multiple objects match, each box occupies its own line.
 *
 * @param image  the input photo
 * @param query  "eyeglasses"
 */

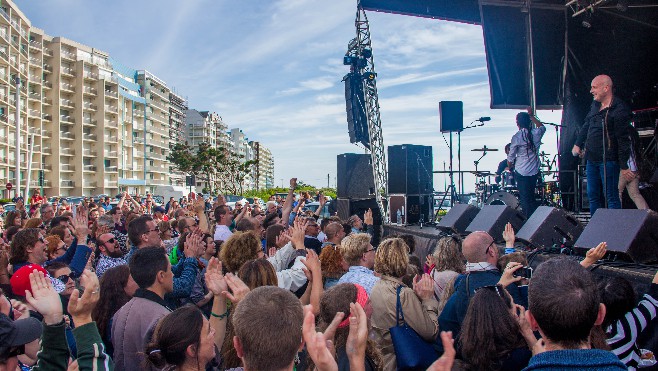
xmin=57 ymin=272 xmax=76 ymax=283
xmin=102 ymin=237 xmax=116 ymax=244
xmin=147 ymin=228 xmax=159 ymax=233
xmin=38 ymin=237 xmax=46 ymax=244
xmin=365 ymin=246 xmax=377 ymax=253
xmin=484 ymin=239 xmax=495 ymax=255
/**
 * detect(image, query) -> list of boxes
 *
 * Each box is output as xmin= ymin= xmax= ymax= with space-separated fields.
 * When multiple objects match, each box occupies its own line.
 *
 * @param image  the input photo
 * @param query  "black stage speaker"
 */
xmin=344 ymin=73 xmax=369 ymax=148
xmin=574 ymin=209 xmax=658 ymax=264
xmin=438 ymin=204 xmax=480 ymax=234
xmin=337 ymin=153 xmax=375 ymax=199
xmin=336 ymin=198 xmax=351 ymax=221
xmin=439 ymin=101 xmax=463 ymax=133
xmin=516 ymin=206 xmax=584 ymax=249
xmin=387 ymin=144 xmax=433 ymax=194
xmin=466 ymin=205 xmax=526 ymax=242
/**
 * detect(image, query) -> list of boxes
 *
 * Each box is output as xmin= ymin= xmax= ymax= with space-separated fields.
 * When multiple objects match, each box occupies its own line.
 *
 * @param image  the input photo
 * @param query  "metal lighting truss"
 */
xmin=348 ymin=5 xmax=389 ymax=222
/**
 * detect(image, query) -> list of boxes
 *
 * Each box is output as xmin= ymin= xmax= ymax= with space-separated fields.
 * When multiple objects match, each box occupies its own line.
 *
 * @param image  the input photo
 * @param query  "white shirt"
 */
xmin=508 ymin=126 xmax=546 ymax=176
xmin=213 ymin=224 xmax=232 ymax=242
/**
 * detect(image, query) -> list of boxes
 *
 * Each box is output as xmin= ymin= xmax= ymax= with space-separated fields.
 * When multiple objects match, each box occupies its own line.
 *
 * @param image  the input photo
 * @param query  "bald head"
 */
xmin=590 ymin=75 xmax=613 ymax=104
xmin=325 ymin=222 xmax=344 ymax=242
xmin=462 ymin=231 xmax=495 ymax=264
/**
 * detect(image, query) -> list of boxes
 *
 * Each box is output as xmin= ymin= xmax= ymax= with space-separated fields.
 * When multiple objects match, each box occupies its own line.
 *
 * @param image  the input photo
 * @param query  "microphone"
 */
xmin=477 ymin=117 xmax=491 ymax=122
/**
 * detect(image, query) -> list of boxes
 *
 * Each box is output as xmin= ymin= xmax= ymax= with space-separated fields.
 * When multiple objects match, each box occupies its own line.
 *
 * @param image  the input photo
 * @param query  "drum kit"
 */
xmin=470 ymin=147 xmax=561 ymax=212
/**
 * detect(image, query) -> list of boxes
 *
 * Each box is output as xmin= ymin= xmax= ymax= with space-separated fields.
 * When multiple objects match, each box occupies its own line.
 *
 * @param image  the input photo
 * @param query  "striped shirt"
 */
xmin=605 ymin=285 xmax=658 ymax=370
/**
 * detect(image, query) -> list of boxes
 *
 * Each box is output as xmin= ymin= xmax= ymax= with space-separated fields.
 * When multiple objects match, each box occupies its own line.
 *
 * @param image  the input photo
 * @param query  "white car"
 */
xmin=224 ymin=195 xmax=248 ymax=210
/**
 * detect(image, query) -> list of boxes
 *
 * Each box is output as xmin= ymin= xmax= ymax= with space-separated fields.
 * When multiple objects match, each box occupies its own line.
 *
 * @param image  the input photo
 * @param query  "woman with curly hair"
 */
xmin=92 ymin=265 xmax=138 ymax=357
xmin=5 ymin=210 xmax=22 ymax=228
xmin=220 ymin=232 xmax=264 ymax=273
xmin=309 ymin=283 xmax=383 ymax=371
xmin=24 ymin=217 xmax=43 ymax=229
xmin=45 ymin=235 xmax=67 ymax=260
xmin=428 ymin=236 xmax=465 ymax=300
xmin=459 ymin=284 xmax=534 ymax=370
xmin=319 ymin=243 xmax=346 ymax=289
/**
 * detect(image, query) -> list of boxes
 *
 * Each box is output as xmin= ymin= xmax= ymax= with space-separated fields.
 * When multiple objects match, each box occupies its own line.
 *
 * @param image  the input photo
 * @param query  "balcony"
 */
xmin=60 ymin=132 xmax=74 ymax=140
xmin=105 ymin=105 xmax=118 ymax=113
xmin=82 ymin=102 xmax=97 ymax=111
xmin=29 ymin=56 xmax=40 ymax=65
xmin=82 ymin=118 xmax=97 ymax=126
xmin=60 ymin=83 xmax=74 ymax=93
xmin=43 ymin=48 xmax=53 ymax=57
xmin=42 ymin=147 xmax=52 ymax=155
xmin=105 ymin=89 xmax=118 ymax=99
xmin=60 ymin=99 xmax=75 ymax=108
xmin=43 ymin=64 xmax=52 ymax=73
xmin=28 ymin=91 xmax=41 ymax=100
xmin=83 ymin=71 xmax=98 ymax=80
xmin=61 ymin=67 xmax=75 ymax=77
xmin=104 ymin=180 xmax=118 ymax=187
xmin=42 ymin=98 xmax=52 ymax=106
xmin=83 ymin=86 xmax=97 ymax=95
xmin=134 ymin=136 xmax=144 ymax=144
xmin=29 ymin=39 xmax=42 ymax=49
xmin=104 ymin=166 xmax=118 ymax=172
xmin=83 ymin=165 xmax=96 ymax=172
xmin=60 ymin=180 xmax=75 ymax=188
xmin=28 ymin=109 xmax=39 ymax=118
xmin=29 ymin=180 xmax=51 ymax=187
xmin=105 ymin=120 xmax=118 ymax=129
xmin=60 ymin=115 xmax=75 ymax=124
xmin=60 ymin=148 xmax=75 ymax=156
xmin=82 ymin=181 xmax=96 ymax=188
xmin=42 ymin=81 xmax=52 ymax=89
xmin=61 ymin=50 xmax=76 ymax=60
xmin=104 ymin=135 xmax=118 ymax=142
xmin=0 ymin=50 xmax=7 ymax=63
xmin=104 ymin=150 xmax=118 ymax=157
xmin=83 ymin=133 xmax=97 ymax=141
xmin=82 ymin=149 xmax=97 ymax=157
xmin=60 ymin=164 xmax=75 ymax=172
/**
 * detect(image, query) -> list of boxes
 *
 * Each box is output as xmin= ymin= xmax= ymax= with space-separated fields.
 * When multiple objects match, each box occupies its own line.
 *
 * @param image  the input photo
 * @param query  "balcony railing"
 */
xmin=60 ymin=148 xmax=75 ymax=156
xmin=83 ymin=181 xmax=96 ymax=188
xmin=83 ymin=86 xmax=97 ymax=95
xmin=60 ymin=99 xmax=75 ymax=108
xmin=105 ymin=90 xmax=118 ymax=98
xmin=105 ymin=166 xmax=118 ymax=172
xmin=105 ymin=105 xmax=118 ymax=113
xmin=82 ymin=149 xmax=97 ymax=157
xmin=83 ymin=103 xmax=97 ymax=111
xmin=60 ymin=164 xmax=75 ymax=171
xmin=61 ymin=67 xmax=75 ymax=76
xmin=83 ymin=165 xmax=96 ymax=172
xmin=60 ymin=115 xmax=75 ymax=124
xmin=82 ymin=118 xmax=97 ymax=126
xmin=60 ymin=132 xmax=74 ymax=140
xmin=60 ymin=180 xmax=75 ymax=188
xmin=29 ymin=39 xmax=42 ymax=49
xmin=61 ymin=50 xmax=76 ymax=60
xmin=104 ymin=150 xmax=118 ymax=157
xmin=104 ymin=135 xmax=118 ymax=142
xmin=104 ymin=180 xmax=118 ymax=187
xmin=83 ymin=71 xmax=98 ymax=80
xmin=60 ymin=83 xmax=74 ymax=92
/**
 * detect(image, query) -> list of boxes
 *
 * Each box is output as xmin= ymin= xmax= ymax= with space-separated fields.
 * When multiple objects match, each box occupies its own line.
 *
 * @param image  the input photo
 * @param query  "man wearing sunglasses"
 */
xmin=438 ymin=230 xmax=528 ymax=347
xmin=95 ymin=232 xmax=127 ymax=278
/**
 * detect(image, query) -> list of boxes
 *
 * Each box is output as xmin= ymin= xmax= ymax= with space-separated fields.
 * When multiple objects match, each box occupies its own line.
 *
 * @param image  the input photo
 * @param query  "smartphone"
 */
xmin=513 ymin=266 xmax=533 ymax=279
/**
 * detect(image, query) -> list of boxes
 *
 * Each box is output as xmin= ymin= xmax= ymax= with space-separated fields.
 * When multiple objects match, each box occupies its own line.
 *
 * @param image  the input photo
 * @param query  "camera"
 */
xmin=513 ymin=266 xmax=533 ymax=279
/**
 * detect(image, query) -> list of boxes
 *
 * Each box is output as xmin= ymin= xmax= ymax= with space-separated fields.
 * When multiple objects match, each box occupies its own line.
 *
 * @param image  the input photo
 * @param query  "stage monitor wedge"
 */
xmin=438 ymin=204 xmax=480 ymax=235
xmin=387 ymin=144 xmax=433 ymax=195
xmin=439 ymin=101 xmax=463 ymax=133
xmin=516 ymin=206 xmax=584 ymax=249
xmin=574 ymin=209 xmax=658 ymax=264
xmin=465 ymin=205 xmax=526 ymax=242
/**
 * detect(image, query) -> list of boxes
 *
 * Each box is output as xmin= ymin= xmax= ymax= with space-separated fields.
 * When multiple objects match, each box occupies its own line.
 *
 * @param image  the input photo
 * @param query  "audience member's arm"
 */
xmin=281 ymin=178 xmax=297 ymax=226
xmin=68 ymin=270 xmax=113 ymax=370
xmin=405 ymin=274 xmax=440 ymax=341
xmin=0 ymin=249 xmax=9 ymax=284
xmin=116 ymin=192 xmax=127 ymax=210
xmin=301 ymin=250 xmax=323 ymax=315
xmin=346 ymin=303 xmax=368 ymax=371
xmin=169 ymin=234 xmax=202 ymax=298
xmin=363 ymin=209 xmax=374 ymax=237
xmin=581 ymin=242 xmax=607 ymax=268
xmin=512 ymin=303 xmax=537 ymax=349
xmin=302 ymin=304 xmax=340 ymax=371
xmin=498 ymin=262 xmax=524 ymax=288
xmin=193 ymin=198 xmax=210 ymax=234
xmin=426 ymin=332 xmax=456 ymax=371
xmin=24 ymin=269 xmax=70 ymax=371
xmin=503 ymin=222 xmax=515 ymax=248
xmin=312 ymin=195 xmax=327 ymax=219
xmin=205 ymin=258 xmax=228 ymax=350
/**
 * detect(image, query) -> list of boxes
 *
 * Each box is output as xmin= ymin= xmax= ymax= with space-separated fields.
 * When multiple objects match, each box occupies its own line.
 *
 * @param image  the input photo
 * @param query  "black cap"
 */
xmin=0 ymin=313 xmax=42 ymax=358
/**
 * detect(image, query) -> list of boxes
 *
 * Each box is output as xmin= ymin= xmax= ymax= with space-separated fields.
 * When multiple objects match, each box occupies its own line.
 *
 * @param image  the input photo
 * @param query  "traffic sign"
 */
xmin=5 ymin=182 xmax=12 ymax=190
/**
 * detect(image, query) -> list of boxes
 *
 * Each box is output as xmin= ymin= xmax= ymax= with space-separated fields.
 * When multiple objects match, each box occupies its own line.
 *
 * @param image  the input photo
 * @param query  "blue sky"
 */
xmin=17 ymin=0 xmax=562 ymax=192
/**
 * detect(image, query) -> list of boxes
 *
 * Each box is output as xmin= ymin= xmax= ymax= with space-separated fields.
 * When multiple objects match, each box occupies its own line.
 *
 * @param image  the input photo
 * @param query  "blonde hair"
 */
xmin=432 ymin=237 xmax=465 ymax=273
xmin=340 ymin=233 xmax=371 ymax=266
xmin=374 ymin=238 xmax=409 ymax=278
xmin=24 ymin=218 xmax=43 ymax=229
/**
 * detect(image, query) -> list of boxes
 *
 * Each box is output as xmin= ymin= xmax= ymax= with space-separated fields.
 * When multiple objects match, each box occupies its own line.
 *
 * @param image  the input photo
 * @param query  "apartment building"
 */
xmin=169 ymin=90 xmax=187 ymax=187
xmin=250 ymin=141 xmax=274 ymax=190
xmin=229 ymin=128 xmax=255 ymax=190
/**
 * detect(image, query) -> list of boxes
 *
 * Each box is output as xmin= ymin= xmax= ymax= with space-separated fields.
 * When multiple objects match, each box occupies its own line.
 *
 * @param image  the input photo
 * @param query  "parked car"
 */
xmin=245 ymin=197 xmax=264 ymax=208
xmin=224 ymin=195 xmax=247 ymax=209
xmin=303 ymin=200 xmax=332 ymax=220
xmin=2 ymin=202 xmax=16 ymax=215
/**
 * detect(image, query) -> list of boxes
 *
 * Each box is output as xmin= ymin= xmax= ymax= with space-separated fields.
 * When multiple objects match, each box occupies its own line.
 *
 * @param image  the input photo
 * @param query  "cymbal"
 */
xmin=471 ymin=146 xmax=498 ymax=152
xmin=471 ymin=171 xmax=493 ymax=176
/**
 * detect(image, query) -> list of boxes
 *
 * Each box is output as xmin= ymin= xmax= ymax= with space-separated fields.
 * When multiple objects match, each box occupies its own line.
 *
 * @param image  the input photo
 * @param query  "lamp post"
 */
xmin=14 ymin=76 xmax=20 ymax=200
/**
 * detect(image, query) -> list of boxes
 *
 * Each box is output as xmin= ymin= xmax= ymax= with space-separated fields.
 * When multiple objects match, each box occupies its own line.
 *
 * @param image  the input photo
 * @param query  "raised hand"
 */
xmin=24 ymin=270 xmax=63 ymax=325
xmin=291 ymin=223 xmax=306 ymax=250
xmin=345 ymin=302 xmax=369 ymax=367
xmin=290 ymin=178 xmax=298 ymax=189
xmin=364 ymin=209 xmax=373 ymax=225
xmin=502 ymin=223 xmax=515 ymax=247
xmin=301 ymin=249 xmax=321 ymax=276
xmin=183 ymin=232 xmax=203 ymax=258
xmin=412 ymin=274 xmax=434 ymax=301
xmin=268 ymin=246 xmax=277 ymax=258
xmin=581 ymin=242 xmax=607 ymax=268
xmin=67 ymin=269 xmax=100 ymax=326
xmin=72 ymin=214 xmax=90 ymax=241
xmin=223 ymin=273 xmax=250 ymax=304
xmin=427 ymin=331 xmax=456 ymax=371
xmin=302 ymin=304 xmax=339 ymax=371
xmin=498 ymin=262 xmax=524 ymax=287
xmin=275 ymin=229 xmax=291 ymax=248
xmin=205 ymin=257 xmax=228 ymax=296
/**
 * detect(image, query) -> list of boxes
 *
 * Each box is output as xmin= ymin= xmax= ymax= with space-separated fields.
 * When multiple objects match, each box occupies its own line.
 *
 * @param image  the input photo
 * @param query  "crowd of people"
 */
xmin=0 ymin=177 xmax=656 ymax=370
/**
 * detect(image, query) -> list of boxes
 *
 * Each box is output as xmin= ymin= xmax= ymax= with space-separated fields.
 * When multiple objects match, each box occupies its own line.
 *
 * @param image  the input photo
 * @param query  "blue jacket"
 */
xmin=438 ymin=270 xmax=527 ymax=342
xmin=523 ymin=349 xmax=626 ymax=370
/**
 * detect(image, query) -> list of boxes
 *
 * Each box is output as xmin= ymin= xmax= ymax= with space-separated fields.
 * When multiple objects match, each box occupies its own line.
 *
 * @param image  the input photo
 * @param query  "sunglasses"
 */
xmin=57 ymin=272 xmax=76 ymax=283
xmin=102 ymin=237 xmax=116 ymax=244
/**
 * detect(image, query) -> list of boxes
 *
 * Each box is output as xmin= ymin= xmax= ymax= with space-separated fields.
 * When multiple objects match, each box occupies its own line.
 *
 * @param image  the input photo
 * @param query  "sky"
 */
xmin=16 ymin=0 xmax=564 ymax=192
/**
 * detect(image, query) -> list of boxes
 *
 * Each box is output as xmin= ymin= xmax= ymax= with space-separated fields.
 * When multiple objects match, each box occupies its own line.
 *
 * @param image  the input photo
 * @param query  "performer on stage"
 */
xmin=495 ymin=143 xmax=512 ymax=184
xmin=507 ymin=110 xmax=545 ymax=217
xmin=572 ymin=75 xmax=633 ymax=215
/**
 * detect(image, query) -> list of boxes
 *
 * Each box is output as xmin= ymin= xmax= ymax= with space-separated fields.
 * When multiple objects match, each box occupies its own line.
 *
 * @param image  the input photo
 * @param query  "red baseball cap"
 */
xmin=9 ymin=264 xmax=47 ymax=297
